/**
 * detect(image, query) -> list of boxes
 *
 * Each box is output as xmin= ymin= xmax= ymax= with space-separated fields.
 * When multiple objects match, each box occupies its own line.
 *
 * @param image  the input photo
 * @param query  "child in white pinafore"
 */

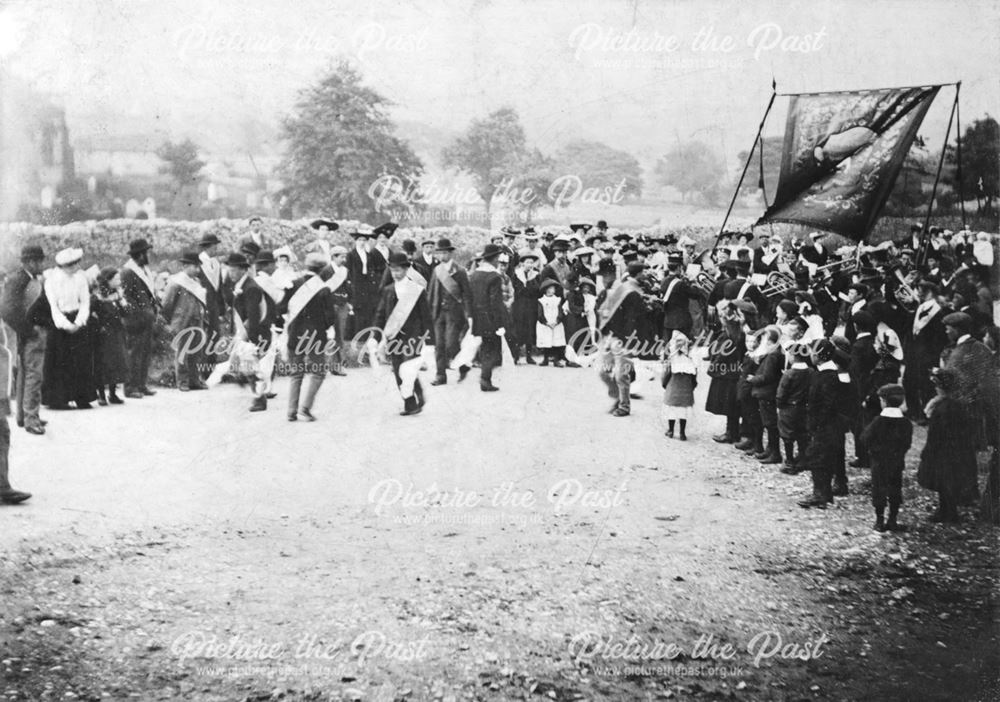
xmin=536 ymin=279 xmax=566 ymax=367
xmin=662 ymin=332 xmax=697 ymax=440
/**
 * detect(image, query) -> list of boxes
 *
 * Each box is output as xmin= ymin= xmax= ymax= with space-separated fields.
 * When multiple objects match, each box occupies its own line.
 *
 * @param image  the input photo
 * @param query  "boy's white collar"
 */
xmin=880 ymin=407 xmax=904 ymax=418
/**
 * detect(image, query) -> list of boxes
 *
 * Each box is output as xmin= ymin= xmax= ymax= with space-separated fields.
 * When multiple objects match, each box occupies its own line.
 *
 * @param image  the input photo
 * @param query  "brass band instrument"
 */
xmin=762 ymin=270 xmax=797 ymax=298
xmin=692 ymin=271 xmax=717 ymax=296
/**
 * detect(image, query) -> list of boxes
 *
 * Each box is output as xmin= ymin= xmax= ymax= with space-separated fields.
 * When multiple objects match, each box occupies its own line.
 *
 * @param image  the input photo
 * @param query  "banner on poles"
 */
xmin=757 ymin=86 xmax=940 ymax=241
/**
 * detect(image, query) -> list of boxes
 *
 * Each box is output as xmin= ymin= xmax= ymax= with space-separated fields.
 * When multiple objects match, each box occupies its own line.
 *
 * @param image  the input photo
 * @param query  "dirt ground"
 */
xmin=1 ymin=360 xmax=998 ymax=702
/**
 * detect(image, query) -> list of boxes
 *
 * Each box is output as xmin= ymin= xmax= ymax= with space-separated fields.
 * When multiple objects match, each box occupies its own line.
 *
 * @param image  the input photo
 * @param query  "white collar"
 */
xmin=817 ymin=360 xmax=838 ymax=371
xmin=791 ymin=362 xmax=808 ymax=369
xmin=957 ymin=334 xmax=972 ymax=343
xmin=880 ymin=407 xmax=904 ymax=418
xmin=856 ymin=331 xmax=872 ymax=339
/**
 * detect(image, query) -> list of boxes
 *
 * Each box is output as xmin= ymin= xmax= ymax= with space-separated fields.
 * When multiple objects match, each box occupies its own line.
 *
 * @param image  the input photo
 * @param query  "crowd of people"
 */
xmin=1 ymin=216 xmax=997 ymax=527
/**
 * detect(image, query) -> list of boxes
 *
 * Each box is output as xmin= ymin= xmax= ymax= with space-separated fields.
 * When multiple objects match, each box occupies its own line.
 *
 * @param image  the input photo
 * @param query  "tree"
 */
xmin=157 ymin=139 xmax=205 ymax=187
xmin=502 ymin=148 xmax=557 ymax=223
xmin=944 ymin=116 xmax=999 ymax=214
xmin=157 ymin=139 xmax=205 ymax=219
xmin=442 ymin=107 xmax=529 ymax=219
xmin=737 ymin=135 xmax=783 ymax=196
xmin=885 ymin=135 xmax=934 ymax=216
xmin=655 ymin=141 xmax=724 ymax=204
xmin=552 ymin=140 xmax=642 ymax=200
xmin=279 ymin=61 xmax=424 ymax=219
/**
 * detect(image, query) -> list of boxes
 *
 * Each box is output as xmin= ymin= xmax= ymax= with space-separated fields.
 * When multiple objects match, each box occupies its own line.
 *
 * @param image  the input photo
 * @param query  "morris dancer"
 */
xmin=227 ymin=253 xmax=277 ymax=413
xmin=374 ymin=252 xmax=432 ymax=416
xmin=281 ymin=253 xmax=335 ymax=421
xmin=160 ymin=251 xmax=208 ymax=393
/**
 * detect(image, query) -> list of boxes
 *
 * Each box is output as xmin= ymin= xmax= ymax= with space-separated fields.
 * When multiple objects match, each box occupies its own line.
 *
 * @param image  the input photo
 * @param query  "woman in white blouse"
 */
xmin=42 ymin=248 xmax=98 ymax=409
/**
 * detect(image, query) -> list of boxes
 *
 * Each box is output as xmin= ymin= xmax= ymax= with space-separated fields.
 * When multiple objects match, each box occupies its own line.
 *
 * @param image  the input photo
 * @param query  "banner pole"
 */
xmin=918 ymin=84 xmax=960 ymax=267
xmin=716 ymin=80 xmax=777 ymax=248
xmin=954 ymin=82 xmax=967 ymax=229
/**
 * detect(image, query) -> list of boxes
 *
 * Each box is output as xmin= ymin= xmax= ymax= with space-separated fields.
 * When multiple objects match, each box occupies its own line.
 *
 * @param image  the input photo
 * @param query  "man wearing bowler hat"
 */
xmin=1 ymin=244 xmax=49 ymax=435
xmin=120 ymin=238 xmax=158 ymax=399
xmin=281 ymin=253 xmax=336 ymax=421
xmin=374 ymin=251 xmax=433 ymax=415
xmin=160 ymin=251 xmax=209 ymax=393
xmin=427 ymin=237 xmax=473 ymax=385
xmin=228 ymin=252 xmax=277 ymax=412
xmin=468 ymin=244 xmax=507 ymax=392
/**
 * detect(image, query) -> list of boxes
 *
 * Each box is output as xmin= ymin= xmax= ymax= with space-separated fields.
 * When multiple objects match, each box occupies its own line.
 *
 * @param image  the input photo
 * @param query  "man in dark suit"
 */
xmin=723 ymin=260 xmax=769 ymax=321
xmin=903 ymin=281 xmax=950 ymax=423
xmin=120 ymin=238 xmax=158 ymax=399
xmin=196 ymin=233 xmax=226 ymax=377
xmin=374 ymin=252 xmax=433 ymax=415
xmin=412 ymin=239 xmax=438 ymax=281
xmin=597 ymin=260 xmax=646 ymax=417
xmin=660 ymin=253 xmax=693 ymax=343
xmin=281 ymin=253 xmax=336 ymax=421
xmin=228 ymin=253 xmax=277 ymax=412
xmin=427 ymin=238 xmax=473 ymax=385
xmin=468 ymin=244 xmax=507 ymax=392
xmin=0 ymin=245 xmax=48 ymax=435
xmin=346 ymin=226 xmax=382 ymax=340
xmin=848 ymin=310 xmax=879 ymax=471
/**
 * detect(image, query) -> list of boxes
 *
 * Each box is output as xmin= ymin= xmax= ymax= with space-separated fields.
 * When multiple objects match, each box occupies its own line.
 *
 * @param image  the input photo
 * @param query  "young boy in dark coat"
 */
xmin=860 ymin=383 xmax=913 ymax=531
xmin=776 ymin=343 xmax=811 ymax=473
xmin=734 ymin=331 xmax=763 ymax=455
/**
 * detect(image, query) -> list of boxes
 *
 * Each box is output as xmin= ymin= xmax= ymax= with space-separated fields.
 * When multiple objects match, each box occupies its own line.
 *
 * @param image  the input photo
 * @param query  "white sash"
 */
xmin=737 ymin=280 xmax=752 ymax=300
xmin=125 ymin=259 xmax=155 ymax=296
xmin=286 ymin=275 xmax=324 ymax=327
xmin=168 ymin=272 xmax=207 ymax=307
xmin=383 ymin=278 xmax=423 ymax=340
xmin=255 ymin=272 xmax=283 ymax=303
xmin=912 ymin=301 xmax=940 ymax=336
xmin=406 ymin=267 xmax=428 ymax=289
xmin=326 ymin=266 xmax=349 ymax=294
xmin=661 ymin=277 xmax=680 ymax=303
xmin=200 ymin=253 xmax=221 ymax=290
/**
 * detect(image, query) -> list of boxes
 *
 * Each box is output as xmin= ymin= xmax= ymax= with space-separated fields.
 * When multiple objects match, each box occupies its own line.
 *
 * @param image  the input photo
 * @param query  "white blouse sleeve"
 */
xmin=75 ymin=273 xmax=90 ymax=327
xmin=44 ymin=276 xmax=72 ymax=330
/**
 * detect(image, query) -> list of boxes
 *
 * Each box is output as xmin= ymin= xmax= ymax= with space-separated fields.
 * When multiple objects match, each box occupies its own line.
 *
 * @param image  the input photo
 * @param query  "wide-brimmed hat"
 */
xmin=240 ymin=241 xmax=261 ymax=258
xmin=550 ymin=240 xmax=570 ymax=252
xmin=310 ymin=219 xmax=339 ymax=231
xmin=199 ymin=233 xmax=221 ymax=248
xmin=54 ymin=248 xmax=83 ymax=266
xmin=436 ymin=238 xmax=455 ymax=252
xmin=128 ymin=238 xmax=152 ymax=257
xmin=20 ymin=244 xmax=44 ymax=262
xmin=255 ymin=250 xmax=275 ymax=266
xmin=539 ymin=278 xmax=561 ymax=292
xmin=374 ymin=222 xmax=398 ymax=238
xmin=573 ymin=246 xmax=596 ymax=258
xmin=179 ymin=250 xmax=201 ymax=266
xmin=517 ymin=248 xmax=540 ymax=261
xmin=273 ymin=246 xmax=294 ymax=261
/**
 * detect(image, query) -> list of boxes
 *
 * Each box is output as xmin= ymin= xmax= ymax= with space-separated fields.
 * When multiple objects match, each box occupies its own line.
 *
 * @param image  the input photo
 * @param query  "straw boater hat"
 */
xmin=55 ymin=248 xmax=83 ymax=266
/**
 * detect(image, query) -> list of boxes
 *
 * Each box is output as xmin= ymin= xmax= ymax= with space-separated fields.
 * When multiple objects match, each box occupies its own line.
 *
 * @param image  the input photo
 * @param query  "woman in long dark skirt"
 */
xmin=42 ymin=248 xmax=97 ymax=409
xmin=918 ymin=368 xmax=979 ymax=523
xmin=91 ymin=267 xmax=129 ymax=405
xmin=707 ymin=305 xmax=745 ymax=443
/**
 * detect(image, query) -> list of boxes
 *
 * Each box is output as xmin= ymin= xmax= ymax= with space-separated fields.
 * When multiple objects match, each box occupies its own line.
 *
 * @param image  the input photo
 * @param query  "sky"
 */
xmin=1 ymin=0 xmax=998 ymax=167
